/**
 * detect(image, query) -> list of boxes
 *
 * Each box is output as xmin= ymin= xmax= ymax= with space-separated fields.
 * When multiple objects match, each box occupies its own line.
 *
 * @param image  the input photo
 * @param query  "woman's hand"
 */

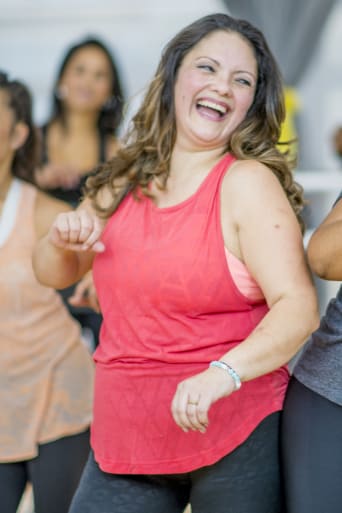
xmin=171 ymin=366 xmax=235 ymax=433
xmin=48 ymin=209 xmax=105 ymax=253
xmin=35 ymin=164 xmax=80 ymax=189
xmin=69 ymin=271 xmax=100 ymax=313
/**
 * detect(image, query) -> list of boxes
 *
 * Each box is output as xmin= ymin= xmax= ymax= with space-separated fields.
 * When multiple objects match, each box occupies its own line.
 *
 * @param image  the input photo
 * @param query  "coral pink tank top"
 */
xmin=92 ymin=153 xmax=289 ymax=474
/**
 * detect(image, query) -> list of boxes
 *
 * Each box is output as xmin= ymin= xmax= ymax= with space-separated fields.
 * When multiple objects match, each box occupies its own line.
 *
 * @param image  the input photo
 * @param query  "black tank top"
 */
xmin=40 ymin=124 xmax=107 ymax=207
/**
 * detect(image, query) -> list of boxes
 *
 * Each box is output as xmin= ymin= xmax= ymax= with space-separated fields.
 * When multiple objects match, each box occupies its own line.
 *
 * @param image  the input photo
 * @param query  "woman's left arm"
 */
xmin=220 ymin=160 xmax=319 ymax=380
xmin=171 ymin=160 xmax=319 ymax=433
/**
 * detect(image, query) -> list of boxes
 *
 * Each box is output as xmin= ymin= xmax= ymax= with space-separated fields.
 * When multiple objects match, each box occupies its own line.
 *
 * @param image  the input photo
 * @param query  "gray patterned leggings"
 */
xmin=69 ymin=413 xmax=284 ymax=513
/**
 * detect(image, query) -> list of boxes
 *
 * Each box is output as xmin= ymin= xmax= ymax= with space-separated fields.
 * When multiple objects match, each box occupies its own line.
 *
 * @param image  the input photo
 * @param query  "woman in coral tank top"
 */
xmin=33 ymin=13 xmax=318 ymax=513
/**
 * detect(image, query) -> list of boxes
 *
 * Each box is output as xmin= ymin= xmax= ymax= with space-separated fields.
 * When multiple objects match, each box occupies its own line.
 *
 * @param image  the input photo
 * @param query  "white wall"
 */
xmin=297 ymin=1 xmax=342 ymax=170
xmin=1 ymin=0 xmax=342 ymax=171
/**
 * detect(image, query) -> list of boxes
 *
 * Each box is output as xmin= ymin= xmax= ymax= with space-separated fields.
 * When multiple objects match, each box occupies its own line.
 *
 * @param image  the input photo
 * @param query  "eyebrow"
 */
xmin=195 ymin=56 xmax=256 ymax=80
xmin=195 ymin=56 xmax=220 ymax=66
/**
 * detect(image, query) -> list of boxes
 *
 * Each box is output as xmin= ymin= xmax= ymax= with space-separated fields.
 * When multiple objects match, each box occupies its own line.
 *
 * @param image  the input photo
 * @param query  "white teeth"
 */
xmin=197 ymin=100 xmax=227 ymax=114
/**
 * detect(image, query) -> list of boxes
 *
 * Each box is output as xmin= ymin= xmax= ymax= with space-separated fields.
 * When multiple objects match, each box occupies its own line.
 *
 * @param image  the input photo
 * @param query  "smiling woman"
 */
xmin=35 ymin=36 xmax=124 ymax=206
xmin=32 ymin=13 xmax=318 ymax=513
xmin=173 ymin=31 xmax=257 ymax=150
xmin=34 ymin=37 xmax=125 ymax=350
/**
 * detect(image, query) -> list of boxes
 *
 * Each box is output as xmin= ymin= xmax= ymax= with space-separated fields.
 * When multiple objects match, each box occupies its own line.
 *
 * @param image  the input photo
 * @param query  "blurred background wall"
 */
xmin=0 ymin=0 xmax=223 ymax=128
xmin=1 ymin=0 xmax=342 ymax=170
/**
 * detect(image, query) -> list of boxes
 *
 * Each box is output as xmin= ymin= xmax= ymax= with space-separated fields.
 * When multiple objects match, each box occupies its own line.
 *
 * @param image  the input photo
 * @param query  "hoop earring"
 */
xmin=102 ymin=96 xmax=117 ymax=111
xmin=54 ymin=85 xmax=68 ymax=100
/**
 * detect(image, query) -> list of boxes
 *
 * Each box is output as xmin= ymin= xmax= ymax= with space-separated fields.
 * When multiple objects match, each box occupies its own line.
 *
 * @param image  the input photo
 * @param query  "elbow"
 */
xmin=307 ymin=236 xmax=331 ymax=280
xmin=308 ymin=252 xmax=330 ymax=280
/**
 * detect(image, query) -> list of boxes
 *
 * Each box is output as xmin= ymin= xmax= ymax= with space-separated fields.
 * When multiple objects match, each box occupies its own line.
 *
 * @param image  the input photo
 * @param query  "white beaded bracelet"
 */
xmin=209 ymin=360 xmax=242 ymax=391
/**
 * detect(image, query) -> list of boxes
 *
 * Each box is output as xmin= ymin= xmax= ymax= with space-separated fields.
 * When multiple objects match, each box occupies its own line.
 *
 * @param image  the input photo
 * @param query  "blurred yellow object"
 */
xmin=278 ymin=87 xmax=300 ymax=157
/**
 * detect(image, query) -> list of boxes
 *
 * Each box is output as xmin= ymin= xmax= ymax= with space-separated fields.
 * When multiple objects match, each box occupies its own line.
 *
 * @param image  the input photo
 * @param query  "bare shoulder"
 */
xmin=224 ymin=159 xmax=283 ymax=193
xmin=222 ymin=159 xmax=294 ymax=222
xmin=34 ymin=189 xmax=71 ymax=239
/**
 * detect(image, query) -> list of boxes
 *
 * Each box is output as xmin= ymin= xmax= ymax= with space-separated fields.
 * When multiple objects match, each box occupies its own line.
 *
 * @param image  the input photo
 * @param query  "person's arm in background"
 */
xmin=307 ymin=196 xmax=342 ymax=280
xmin=68 ymin=270 xmax=101 ymax=313
xmin=35 ymin=163 xmax=80 ymax=190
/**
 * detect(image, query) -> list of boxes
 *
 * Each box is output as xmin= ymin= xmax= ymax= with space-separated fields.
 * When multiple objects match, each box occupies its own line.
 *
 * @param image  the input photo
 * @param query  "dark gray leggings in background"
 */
xmin=282 ymin=377 xmax=342 ymax=513
xmin=69 ymin=413 xmax=284 ymax=513
xmin=0 ymin=428 xmax=90 ymax=513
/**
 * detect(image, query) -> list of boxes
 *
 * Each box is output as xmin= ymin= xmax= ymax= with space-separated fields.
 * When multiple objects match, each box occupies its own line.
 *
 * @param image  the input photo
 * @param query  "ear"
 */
xmin=11 ymin=122 xmax=29 ymax=150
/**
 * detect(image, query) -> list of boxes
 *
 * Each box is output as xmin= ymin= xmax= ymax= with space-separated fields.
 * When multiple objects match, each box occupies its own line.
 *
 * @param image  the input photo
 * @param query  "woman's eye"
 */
xmin=74 ymin=66 xmax=85 ymax=75
xmin=95 ymin=71 xmax=109 ymax=80
xmin=198 ymin=64 xmax=215 ymax=72
xmin=236 ymin=78 xmax=252 ymax=87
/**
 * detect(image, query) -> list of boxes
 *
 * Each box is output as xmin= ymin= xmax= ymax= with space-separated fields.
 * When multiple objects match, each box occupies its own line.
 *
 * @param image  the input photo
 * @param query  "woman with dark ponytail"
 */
xmin=35 ymin=36 xmax=124 ymax=206
xmin=0 ymin=72 xmax=94 ymax=513
xmin=35 ymin=37 xmax=125 ymax=351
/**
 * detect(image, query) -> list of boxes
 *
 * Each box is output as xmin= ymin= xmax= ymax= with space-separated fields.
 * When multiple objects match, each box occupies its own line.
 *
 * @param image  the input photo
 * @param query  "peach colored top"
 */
xmin=0 ymin=179 xmax=94 ymax=462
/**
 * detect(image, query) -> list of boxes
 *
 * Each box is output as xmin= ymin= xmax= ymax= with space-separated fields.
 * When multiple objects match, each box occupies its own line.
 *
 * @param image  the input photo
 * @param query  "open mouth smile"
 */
xmin=196 ymin=98 xmax=229 ymax=120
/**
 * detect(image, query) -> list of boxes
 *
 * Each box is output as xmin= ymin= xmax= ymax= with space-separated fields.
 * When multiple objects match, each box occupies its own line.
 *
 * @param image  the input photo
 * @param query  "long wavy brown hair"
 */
xmin=85 ymin=13 xmax=304 ymax=229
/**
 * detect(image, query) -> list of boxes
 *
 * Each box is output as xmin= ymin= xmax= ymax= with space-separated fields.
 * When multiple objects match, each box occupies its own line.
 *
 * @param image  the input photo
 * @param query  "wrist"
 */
xmin=46 ymin=237 xmax=73 ymax=257
xmin=209 ymin=360 xmax=242 ymax=391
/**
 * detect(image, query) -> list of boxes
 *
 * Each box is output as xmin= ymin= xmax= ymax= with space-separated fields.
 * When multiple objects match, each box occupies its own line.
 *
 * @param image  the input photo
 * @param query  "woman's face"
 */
xmin=58 ymin=46 xmax=113 ymax=113
xmin=173 ymin=30 xmax=257 ymax=152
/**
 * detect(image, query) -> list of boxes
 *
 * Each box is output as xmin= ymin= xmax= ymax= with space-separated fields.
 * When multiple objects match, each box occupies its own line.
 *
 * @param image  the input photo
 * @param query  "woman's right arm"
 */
xmin=33 ymin=198 xmax=106 ymax=289
xmin=307 ymin=196 xmax=342 ymax=281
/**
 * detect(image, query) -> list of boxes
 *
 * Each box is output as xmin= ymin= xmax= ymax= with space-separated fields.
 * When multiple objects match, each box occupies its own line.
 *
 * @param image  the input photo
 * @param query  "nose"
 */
xmin=212 ymin=73 xmax=232 ymax=97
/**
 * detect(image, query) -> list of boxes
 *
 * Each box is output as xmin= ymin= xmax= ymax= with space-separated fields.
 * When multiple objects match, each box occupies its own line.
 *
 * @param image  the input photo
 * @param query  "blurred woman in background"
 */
xmin=36 ymin=36 xmax=124 ymax=205
xmin=35 ymin=37 xmax=125 ymax=349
